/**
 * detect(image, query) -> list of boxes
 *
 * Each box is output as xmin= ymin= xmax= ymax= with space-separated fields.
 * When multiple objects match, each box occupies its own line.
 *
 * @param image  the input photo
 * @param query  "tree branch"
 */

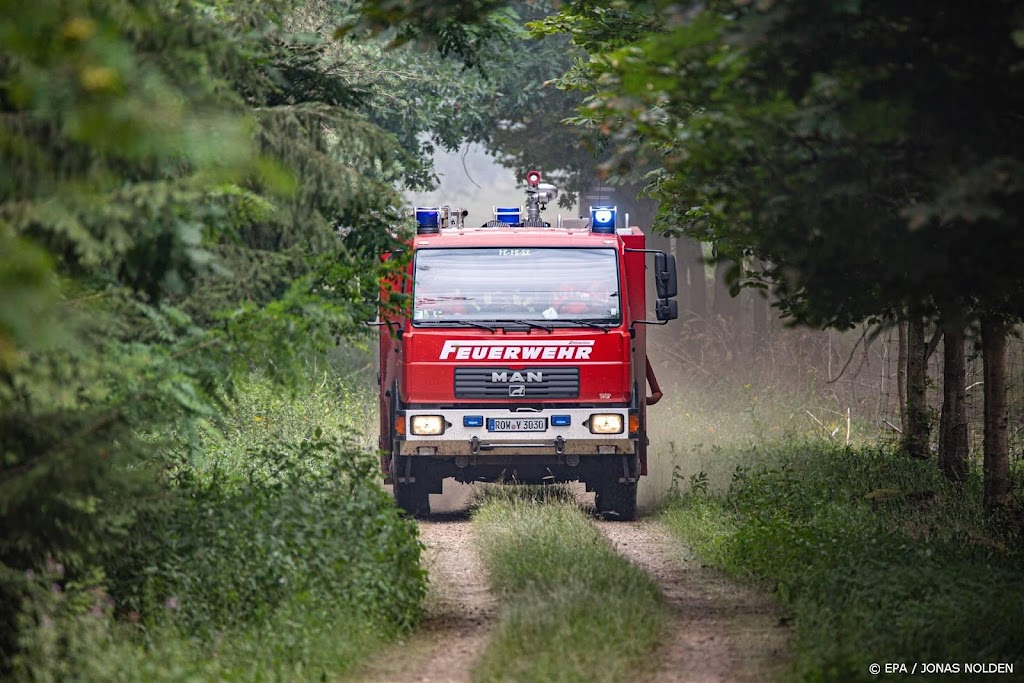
xmin=826 ymin=326 xmax=868 ymax=384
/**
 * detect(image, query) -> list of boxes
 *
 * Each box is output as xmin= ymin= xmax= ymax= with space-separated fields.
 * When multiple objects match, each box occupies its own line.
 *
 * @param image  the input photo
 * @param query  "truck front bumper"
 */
xmin=396 ymin=407 xmax=634 ymax=457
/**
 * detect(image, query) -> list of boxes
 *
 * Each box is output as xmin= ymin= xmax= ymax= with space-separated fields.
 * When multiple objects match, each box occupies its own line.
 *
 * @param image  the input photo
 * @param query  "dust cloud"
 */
xmin=430 ymin=479 xmax=479 ymax=513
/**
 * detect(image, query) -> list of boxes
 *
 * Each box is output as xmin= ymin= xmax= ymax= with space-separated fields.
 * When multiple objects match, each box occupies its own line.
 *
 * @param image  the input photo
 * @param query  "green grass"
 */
xmin=640 ymin=350 xmax=884 ymax=510
xmin=471 ymin=487 xmax=670 ymax=683
xmin=11 ymin=370 xmax=424 ymax=682
xmin=658 ymin=439 xmax=1024 ymax=682
xmin=194 ymin=370 xmax=378 ymax=471
xmin=14 ymin=599 xmax=384 ymax=682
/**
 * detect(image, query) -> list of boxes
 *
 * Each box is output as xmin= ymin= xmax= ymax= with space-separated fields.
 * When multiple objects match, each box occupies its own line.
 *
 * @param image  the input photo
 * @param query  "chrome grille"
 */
xmin=454 ymin=366 xmax=580 ymax=399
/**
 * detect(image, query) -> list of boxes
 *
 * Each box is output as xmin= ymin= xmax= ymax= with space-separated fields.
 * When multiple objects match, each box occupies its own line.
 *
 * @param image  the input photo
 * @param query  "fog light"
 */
xmin=588 ymin=413 xmax=623 ymax=434
xmin=411 ymin=415 xmax=445 ymax=435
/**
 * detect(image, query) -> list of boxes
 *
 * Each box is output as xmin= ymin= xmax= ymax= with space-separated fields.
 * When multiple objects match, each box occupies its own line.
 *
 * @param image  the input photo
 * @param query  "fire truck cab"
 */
xmin=377 ymin=172 xmax=677 ymax=520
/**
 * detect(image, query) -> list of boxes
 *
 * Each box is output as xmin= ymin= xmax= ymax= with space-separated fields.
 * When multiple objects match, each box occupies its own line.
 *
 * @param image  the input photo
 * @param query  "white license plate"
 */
xmin=487 ymin=418 xmax=547 ymax=432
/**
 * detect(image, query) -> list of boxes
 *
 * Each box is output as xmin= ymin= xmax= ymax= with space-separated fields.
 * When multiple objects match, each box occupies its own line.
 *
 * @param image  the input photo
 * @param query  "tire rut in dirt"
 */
xmin=595 ymin=520 xmax=790 ymax=683
xmin=351 ymin=518 xmax=495 ymax=683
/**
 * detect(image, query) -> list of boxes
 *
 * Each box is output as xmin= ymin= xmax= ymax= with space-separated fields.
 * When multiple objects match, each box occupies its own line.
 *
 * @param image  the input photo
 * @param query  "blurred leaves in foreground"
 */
xmin=0 ymin=0 xmax=438 ymax=673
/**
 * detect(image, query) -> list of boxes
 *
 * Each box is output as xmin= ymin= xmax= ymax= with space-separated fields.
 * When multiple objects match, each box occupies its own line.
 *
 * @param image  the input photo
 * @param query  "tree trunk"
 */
xmin=752 ymin=290 xmax=769 ymax=353
xmin=904 ymin=316 xmax=930 ymax=459
xmin=981 ymin=315 xmax=1010 ymax=514
xmin=713 ymin=260 xmax=740 ymax=323
xmin=679 ymin=237 xmax=707 ymax=319
xmin=713 ymin=260 xmax=742 ymax=355
xmin=938 ymin=317 xmax=969 ymax=483
xmin=897 ymin=319 xmax=908 ymax=434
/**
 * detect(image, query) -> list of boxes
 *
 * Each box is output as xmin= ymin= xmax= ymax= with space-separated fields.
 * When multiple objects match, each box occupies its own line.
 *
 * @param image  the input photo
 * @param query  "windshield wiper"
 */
xmin=418 ymin=320 xmax=497 ymax=332
xmin=500 ymin=319 xmax=554 ymax=333
xmin=558 ymin=320 xmax=613 ymax=332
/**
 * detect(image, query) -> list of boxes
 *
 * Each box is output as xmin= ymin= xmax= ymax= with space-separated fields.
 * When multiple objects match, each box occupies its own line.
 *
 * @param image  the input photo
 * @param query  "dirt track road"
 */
xmin=354 ymin=489 xmax=787 ymax=682
xmin=351 ymin=514 xmax=496 ymax=683
xmin=596 ymin=520 xmax=789 ymax=682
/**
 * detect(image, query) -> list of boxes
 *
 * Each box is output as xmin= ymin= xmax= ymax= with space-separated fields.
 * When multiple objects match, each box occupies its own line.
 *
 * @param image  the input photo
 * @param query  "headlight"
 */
xmin=588 ymin=413 xmax=623 ymax=434
xmin=410 ymin=415 xmax=446 ymax=435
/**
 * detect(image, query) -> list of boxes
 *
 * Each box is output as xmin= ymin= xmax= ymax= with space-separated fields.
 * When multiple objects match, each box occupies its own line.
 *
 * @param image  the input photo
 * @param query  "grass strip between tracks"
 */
xmin=471 ymin=487 xmax=670 ymax=683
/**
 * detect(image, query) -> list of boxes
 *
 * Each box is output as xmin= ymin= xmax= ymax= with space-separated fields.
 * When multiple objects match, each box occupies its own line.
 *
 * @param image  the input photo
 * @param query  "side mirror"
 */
xmin=654 ymin=253 xmax=677 ymax=299
xmin=655 ymin=298 xmax=678 ymax=322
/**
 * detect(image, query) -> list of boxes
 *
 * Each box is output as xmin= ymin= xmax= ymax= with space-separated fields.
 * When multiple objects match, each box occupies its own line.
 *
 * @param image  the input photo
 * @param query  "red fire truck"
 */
xmin=377 ymin=171 xmax=677 ymax=520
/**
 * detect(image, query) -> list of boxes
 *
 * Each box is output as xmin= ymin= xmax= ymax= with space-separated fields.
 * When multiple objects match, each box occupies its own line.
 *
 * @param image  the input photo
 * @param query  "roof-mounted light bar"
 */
xmin=414 ymin=207 xmax=440 ymax=234
xmin=494 ymin=206 xmax=522 ymax=226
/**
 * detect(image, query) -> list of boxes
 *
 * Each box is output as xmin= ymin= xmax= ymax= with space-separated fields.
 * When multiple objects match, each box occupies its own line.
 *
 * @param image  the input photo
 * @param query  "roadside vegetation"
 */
xmin=641 ymin=329 xmax=880 ymax=510
xmin=538 ymin=0 xmax=1024 ymax=517
xmin=660 ymin=440 xmax=1024 ymax=682
xmin=10 ymin=370 xmax=425 ymax=680
xmin=2 ymin=0 xmax=554 ymax=678
xmin=472 ymin=486 xmax=670 ymax=683
xmin=6 ymin=0 xmax=1024 ymax=680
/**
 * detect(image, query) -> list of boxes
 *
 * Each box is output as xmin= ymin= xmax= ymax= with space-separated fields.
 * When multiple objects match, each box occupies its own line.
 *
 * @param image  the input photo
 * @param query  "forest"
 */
xmin=2 ymin=0 xmax=1023 ymax=680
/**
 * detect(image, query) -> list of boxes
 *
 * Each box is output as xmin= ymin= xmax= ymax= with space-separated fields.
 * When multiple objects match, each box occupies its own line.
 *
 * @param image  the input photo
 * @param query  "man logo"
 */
xmin=509 ymin=385 xmax=526 ymax=397
xmin=491 ymin=371 xmax=543 ymax=383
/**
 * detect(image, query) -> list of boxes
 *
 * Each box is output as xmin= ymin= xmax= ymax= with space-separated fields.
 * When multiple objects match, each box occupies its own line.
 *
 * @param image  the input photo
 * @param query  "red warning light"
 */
xmin=526 ymin=170 xmax=542 ymax=187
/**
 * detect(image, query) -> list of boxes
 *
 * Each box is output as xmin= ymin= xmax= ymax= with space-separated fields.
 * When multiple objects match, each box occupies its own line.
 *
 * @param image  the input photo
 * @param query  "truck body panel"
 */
xmin=377 ymin=176 xmax=676 ymax=518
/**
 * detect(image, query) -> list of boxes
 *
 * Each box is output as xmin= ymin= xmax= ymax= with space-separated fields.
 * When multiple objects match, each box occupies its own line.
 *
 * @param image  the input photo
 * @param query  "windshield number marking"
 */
xmin=498 ymin=249 xmax=531 ymax=256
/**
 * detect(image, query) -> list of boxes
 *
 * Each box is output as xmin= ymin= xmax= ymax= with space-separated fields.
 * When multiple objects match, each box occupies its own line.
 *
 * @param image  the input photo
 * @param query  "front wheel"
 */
xmin=391 ymin=455 xmax=431 ymax=518
xmin=593 ymin=456 xmax=638 ymax=521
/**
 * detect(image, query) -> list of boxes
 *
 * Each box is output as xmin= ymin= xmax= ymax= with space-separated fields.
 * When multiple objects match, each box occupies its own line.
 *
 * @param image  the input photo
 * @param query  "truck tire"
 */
xmin=594 ymin=480 xmax=638 ymax=521
xmin=594 ymin=456 xmax=639 ymax=521
xmin=394 ymin=480 xmax=430 ymax=517
xmin=392 ymin=456 xmax=431 ymax=518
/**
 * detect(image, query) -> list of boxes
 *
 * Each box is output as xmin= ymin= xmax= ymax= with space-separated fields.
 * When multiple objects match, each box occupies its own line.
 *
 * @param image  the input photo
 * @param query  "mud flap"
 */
xmin=639 ymin=433 xmax=649 ymax=476
xmin=619 ymin=454 xmax=637 ymax=484
xmin=392 ymin=455 xmax=430 ymax=517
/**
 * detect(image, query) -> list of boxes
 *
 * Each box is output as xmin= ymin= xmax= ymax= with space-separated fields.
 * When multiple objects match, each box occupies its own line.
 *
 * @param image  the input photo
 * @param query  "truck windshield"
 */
xmin=413 ymin=248 xmax=621 ymax=325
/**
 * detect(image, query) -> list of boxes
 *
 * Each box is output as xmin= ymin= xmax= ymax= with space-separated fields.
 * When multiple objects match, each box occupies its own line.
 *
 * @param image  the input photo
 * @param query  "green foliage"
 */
xmin=317 ymin=0 xmax=616 ymax=205
xmin=12 ymin=578 xmax=387 ymax=681
xmin=322 ymin=0 xmax=640 ymax=208
xmin=1 ymin=0 xmax=440 ymax=671
xmin=540 ymin=0 xmax=1024 ymax=330
xmin=660 ymin=441 xmax=1024 ymax=681
xmin=352 ymin=0 xmax=517 ymax=70
xmin=9 ymin=374 xmax=425 ymax=680
xmin=473 ymin=490 xmax=670 ymax=683
xmin=114 ymin=435 xmax=424 ymax=636
xmin=197 ymin=369 xmax=378 ymax=461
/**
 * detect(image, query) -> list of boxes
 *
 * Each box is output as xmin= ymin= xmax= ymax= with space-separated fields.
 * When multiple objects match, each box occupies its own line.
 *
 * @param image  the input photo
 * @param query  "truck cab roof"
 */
xmin=411 ymin=225 xmax=643 ymax=250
